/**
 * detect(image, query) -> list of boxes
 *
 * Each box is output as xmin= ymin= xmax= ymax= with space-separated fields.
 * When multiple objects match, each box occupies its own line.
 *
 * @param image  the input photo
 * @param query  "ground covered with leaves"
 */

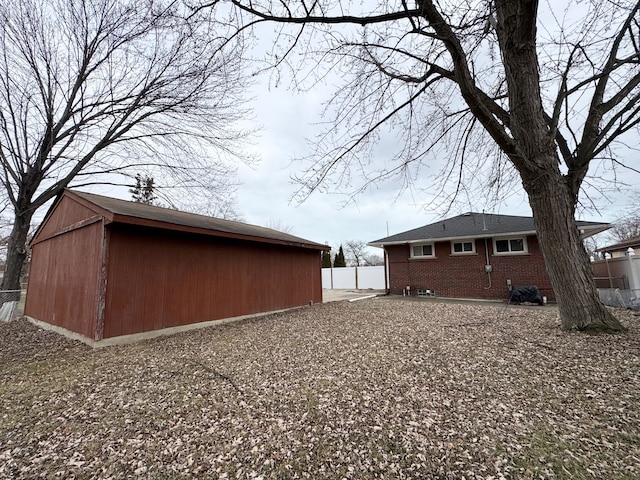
xmin=1 ymin=299 xmax=639 ymax=479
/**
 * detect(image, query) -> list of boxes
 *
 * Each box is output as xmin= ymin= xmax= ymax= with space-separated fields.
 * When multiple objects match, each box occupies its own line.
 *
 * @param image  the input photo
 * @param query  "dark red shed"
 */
xmin=25 ymin=190 xmax=328 ymax=345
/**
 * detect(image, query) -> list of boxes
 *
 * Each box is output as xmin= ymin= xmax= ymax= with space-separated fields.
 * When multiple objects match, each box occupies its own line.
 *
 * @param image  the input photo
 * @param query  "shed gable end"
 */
xmin=32 ymin=195 xmax=105 ymax=245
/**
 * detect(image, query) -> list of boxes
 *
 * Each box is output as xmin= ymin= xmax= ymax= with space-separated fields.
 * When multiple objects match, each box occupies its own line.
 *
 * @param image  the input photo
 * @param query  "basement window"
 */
xmin=417 ymin=289 xmax=435 ymax=297
xmin=411 ymin=243 xmax=434 ymax=258
xmin=494 ymin=237 xmax=528 ymax=255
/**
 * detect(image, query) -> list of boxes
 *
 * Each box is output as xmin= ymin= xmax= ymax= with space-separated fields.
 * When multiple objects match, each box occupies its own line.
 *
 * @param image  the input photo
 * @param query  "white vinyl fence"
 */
xmin=322 ymin=266 xmax=386 ymax=290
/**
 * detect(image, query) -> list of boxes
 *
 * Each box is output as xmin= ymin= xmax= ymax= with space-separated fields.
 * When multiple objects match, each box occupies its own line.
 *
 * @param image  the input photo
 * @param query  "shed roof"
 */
xmin=41 ymin=190 xmax=329 ymax=251
xmin=369 ymin=212 xmax=610 ymax=247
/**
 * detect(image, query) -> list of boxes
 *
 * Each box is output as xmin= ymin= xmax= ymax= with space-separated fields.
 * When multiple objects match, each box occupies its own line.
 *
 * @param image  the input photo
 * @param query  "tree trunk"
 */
xmin=523 ymin=171 xmax=625 ymax=332
xmin=491 ymin=0 xmax=625 ymax=332
xmin=1 ymin=211 xmax=33 ymax=291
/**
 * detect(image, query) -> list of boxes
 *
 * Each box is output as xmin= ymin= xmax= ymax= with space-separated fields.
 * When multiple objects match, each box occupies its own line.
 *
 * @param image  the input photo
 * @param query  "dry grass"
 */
xmin=1 ymin=298 xmax=640 ymax=479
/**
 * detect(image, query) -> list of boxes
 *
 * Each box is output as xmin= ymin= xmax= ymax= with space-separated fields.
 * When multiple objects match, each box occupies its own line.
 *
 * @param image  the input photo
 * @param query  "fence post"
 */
xmin=628 ymin=248 xmax=639 ymax=290
xmin=605 ymin=253 xmax=613 ymax=288
xmin=331 ymin=264 xmax=334 ymax=289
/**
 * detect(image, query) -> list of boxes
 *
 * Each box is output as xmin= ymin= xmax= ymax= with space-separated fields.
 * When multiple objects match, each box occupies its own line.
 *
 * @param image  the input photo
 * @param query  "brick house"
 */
xmin=369 ymin=212 xmax=609 ymax=301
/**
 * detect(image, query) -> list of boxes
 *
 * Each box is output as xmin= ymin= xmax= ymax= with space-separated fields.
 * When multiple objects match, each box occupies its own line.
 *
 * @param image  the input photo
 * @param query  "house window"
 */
xmin=451 ymin=240 xmax=475 ymax=254
xmin=494 ymin=237 xmax=527 ymax=254
xmin=411 ymin=243 xmax=434 ymax=258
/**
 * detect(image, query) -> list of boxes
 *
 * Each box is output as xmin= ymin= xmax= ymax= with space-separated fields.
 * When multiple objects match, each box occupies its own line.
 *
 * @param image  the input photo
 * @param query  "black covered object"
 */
xmin=509 ymin=285 xmax=544 ymax=305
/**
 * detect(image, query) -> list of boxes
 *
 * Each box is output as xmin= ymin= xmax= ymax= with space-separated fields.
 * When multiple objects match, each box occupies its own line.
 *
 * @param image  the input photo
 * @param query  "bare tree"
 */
xmin=610 ymin=194 xmax=640 ymax=242
xmin=344 ymin=240 xmax=384 ymax=266
xmin=363 ymin=253 xmax=384 ymax=267
xmin=344 ymin=239 xmax=368 ymax=267
xmin=208 ymin=0 xmax=640 ymax=331
xmin=0 ymin=203 xmax=13 ymax=268
xmin=265 ymin=219 xmax=294 ymax=234
xmin=0 ymin=0 xmax=252 ymax=290
xmin=611 ymin=215 xmax=640 ymax=242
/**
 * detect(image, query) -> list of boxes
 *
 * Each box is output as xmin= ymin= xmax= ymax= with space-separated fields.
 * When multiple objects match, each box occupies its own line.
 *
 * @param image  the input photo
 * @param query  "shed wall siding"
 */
xmin=385 ymin=235 xmax=554 ymax=300
xmin=24 ymin=221 xmax=103 ymax=338
xmin=32 ymin=195 xmax=100 ymax=242
xmin=102 ymin=226 xmax=322 ymax=338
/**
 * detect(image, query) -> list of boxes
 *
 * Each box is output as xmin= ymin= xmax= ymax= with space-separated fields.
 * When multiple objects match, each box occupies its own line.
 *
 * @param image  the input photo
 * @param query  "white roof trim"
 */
xmin=369 ymin=223 xmax=610 ymax=248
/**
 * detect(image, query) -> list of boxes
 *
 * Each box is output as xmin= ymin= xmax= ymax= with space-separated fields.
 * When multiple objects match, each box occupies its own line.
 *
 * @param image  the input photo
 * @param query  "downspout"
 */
xmin=406 ymin=243 xmax=413 ymax=296
xmin=384 ymin=247 xmax=389 ymax=293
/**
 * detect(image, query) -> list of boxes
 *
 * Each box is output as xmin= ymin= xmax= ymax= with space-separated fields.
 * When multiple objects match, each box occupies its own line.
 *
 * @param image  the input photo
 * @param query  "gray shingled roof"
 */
xmin=369 ymin=212 xmax=610 ymax=246
xmin=67 ymin=190 xmax=328 ymax=251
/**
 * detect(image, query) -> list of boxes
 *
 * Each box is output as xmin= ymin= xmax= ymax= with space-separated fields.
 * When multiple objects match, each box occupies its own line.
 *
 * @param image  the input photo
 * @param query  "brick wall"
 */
xmin=386 ymin=235 xmax=555 ymax=301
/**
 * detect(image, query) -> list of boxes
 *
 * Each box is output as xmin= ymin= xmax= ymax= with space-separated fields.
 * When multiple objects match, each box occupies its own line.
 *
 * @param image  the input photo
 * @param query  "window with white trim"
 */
xmin=494 ymin=237 xmax=527 ymax=254
xmin=451 ymin=240 xmax=475 ymax=254
xmin=411 ymin=243 xmax=434 ymax=258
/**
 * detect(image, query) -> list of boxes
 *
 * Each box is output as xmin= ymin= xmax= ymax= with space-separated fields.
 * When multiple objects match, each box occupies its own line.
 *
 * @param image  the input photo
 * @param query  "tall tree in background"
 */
xmin=333 ymin=245 xmax=346 ymax=268
xmin=321 ymin=250 xmax=332 ymax=268
xmin=215 ymin=0 xmax=640 ymax=331
xmin=130 ymin=174 xmax=157 ymax=205
xmin=0 ymin=0 xmax=250 ymax=290
xmin=345 ymin=240 xmax=368 ymax=267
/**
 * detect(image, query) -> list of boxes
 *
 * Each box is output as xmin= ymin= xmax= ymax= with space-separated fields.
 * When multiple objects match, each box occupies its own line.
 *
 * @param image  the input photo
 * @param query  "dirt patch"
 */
xmin=1 ymin=300 xmax=639 ymax=479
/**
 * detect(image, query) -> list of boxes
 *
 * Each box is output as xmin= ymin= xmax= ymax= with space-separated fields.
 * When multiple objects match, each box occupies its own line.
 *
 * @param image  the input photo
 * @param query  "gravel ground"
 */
xmin=1 ymin=298 xmax=639 ymax=479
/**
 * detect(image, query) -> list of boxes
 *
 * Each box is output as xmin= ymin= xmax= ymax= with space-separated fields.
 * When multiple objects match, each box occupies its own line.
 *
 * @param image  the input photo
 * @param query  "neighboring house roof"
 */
xmin=369 ymin=212 xmax=610 ymax=247
xmin=35 ymin=189 xmax=329 ymax=251
xmin=596 ymin=236 xmax=640 ymax=253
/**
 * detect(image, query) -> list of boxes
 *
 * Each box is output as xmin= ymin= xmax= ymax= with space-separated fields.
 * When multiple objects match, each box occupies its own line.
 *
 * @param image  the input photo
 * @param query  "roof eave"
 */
xmin=370 ymin=223 xmax=610 ymax=247
xmin=369 ymin=230 xmax=538 ymax=247
xmin=107 ymin=214 xmax=329 ymax=251
xmin=578 ymin=224 xmax=611 ymax=239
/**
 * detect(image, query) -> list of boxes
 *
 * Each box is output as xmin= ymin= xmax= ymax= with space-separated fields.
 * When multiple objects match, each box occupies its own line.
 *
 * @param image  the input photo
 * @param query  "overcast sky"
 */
xmin=226 ymin=3 xmax=640 ymax=255
xmin=231 ymin=79 xmax=637 ymax=255
xmin=93 ymin=2 xmax=639 ymax=256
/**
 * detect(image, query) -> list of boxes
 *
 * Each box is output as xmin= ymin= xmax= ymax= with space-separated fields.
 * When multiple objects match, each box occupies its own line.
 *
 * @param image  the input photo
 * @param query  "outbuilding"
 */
xmin=25 ymin=190 xmax=328 ymax=345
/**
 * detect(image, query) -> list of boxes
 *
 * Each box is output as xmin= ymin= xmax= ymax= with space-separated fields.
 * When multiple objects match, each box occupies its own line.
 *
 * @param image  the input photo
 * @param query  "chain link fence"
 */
xmin=597 ymin=288 xmax=640 ymax=310
xmin=0 ymin=290 xmax=25 ymax=321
